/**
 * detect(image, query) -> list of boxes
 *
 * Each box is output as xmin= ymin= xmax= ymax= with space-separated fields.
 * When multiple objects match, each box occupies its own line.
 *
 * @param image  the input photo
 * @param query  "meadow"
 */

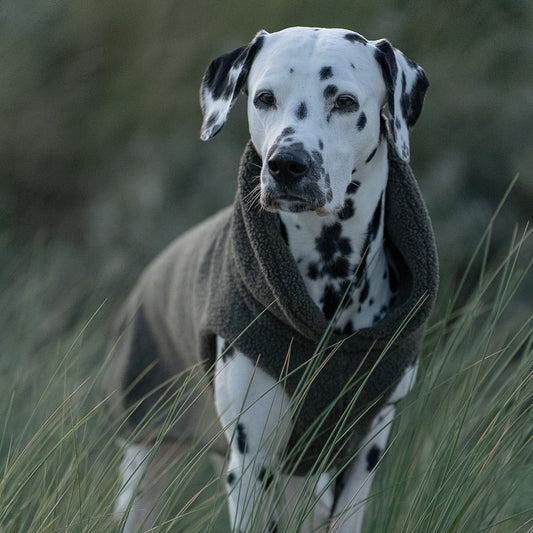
xmin=1 ymin=1 xmax=532 ymax=531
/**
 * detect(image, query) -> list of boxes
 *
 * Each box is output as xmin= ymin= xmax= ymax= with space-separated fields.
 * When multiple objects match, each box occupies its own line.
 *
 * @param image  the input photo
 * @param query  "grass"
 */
xmin=0 ymin=220 xmax=531 ymax=532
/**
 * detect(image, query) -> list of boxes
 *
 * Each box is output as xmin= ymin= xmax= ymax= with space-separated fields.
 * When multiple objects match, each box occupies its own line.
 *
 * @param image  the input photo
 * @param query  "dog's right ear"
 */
xmin=200 ymin=30 xmax=267 ymax=141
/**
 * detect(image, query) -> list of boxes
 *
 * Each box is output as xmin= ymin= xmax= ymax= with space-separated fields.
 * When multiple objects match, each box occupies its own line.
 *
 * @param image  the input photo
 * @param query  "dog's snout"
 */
xmin=268 ymin=150 xmax=309 ymax=185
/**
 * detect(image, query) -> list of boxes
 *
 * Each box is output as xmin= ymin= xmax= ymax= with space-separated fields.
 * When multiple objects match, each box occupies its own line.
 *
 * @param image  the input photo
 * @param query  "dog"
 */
xmin=109 ymin=26 xmax=436 ymax=532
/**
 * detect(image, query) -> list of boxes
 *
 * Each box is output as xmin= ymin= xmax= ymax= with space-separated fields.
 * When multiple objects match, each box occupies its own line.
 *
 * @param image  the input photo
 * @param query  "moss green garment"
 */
xmin=106 ymin=140 xmax=439 ymax=473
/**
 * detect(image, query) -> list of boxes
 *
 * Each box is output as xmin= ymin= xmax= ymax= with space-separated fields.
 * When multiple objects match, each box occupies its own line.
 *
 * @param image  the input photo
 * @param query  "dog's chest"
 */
xmin=279 ymin=202 xmax=396 ymax=333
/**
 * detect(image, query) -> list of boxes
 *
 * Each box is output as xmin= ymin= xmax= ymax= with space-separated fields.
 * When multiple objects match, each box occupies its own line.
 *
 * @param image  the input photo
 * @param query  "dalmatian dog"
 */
xmin=115 ymin=26 xmax=428 ymax=533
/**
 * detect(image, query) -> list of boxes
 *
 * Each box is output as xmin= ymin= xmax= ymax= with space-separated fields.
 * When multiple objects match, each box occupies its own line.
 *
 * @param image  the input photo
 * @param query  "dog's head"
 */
xmin=200 ymin=27 xmax=428 ymax=215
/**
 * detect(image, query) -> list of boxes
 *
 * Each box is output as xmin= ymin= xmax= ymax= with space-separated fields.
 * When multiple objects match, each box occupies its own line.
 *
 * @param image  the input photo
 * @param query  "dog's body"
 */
xmin=111 ymin=27 xmax=434 ymax=532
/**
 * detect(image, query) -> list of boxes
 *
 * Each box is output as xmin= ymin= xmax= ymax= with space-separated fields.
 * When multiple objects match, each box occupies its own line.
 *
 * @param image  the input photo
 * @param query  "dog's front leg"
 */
xmin=330 ymin=363 xmax=418 ymax=532
xmin=214 ymin=337 xmax=292 ymax=532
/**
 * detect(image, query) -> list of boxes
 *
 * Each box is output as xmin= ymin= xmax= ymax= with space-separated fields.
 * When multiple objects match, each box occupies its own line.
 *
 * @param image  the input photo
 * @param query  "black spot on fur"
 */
xmin=368 ymin=193 xmax=383 ymax=242
xmin=320 ymin=66 xmax=333 ymax=80
xmin=369 ymin=298 xmax=374 ymax=306
xmin=346 ymin=181 xmax=360 ymax=194
xmin=323 ymin=84 xmax=338 ymax=99
xmin=227 ymin=472 xmax=235 ymax=485
xmin=359 ymin=277 xmax=369 ymax=303
xmin=296 ymin=101 xmax=308 ymax=120
xmin=342 ymin=320 xmax=354 ymax=335
xmin=316 ymin=223 xmax=341 ymax=261
xmin=281 ymin=127 xmax=295 ymax=137
xmin=318 ymin=139 xmax=324 ymax=150
xmin=279 ymin=219 xmax=289 ymax=245
xmin=321 ymin=284 xmax=341 ymax=320
xmin=205 ymin=112 xmax=219 ymax=129
xmin=356 ymin=112 xmax=367 ymax=131
xmin=268 ymin=520 xmax=278 ymax=533
xmin=383 ymin=270 xmax=388 ymax=279
xmin=366 ymin=145 xmax=378 ymax=164
xmin=351 ymin=168 xmax=357 ymax=175
xmin=236 ymin=423 xmax=248 ymax=454
xmin=289 ymin=67 xmax=294 ymax=73
xmin=307 ymin=263 xmax=319 ymax=280
xmin=344 ymin=32 xmax=367 ymax=45
xmin=258 ymin=467 xmax=274 ymax=489
xmin=366 ymin=445 xmax=381 ymax=471
xmin=221 ymin=340 xmax=236 ymax=362
xmin=338 ymin=198 xmax=355 ymax=220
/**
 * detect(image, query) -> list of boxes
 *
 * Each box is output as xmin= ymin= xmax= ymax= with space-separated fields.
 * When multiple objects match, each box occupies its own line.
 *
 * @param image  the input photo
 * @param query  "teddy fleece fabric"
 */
xmin=105 ymin=139 xmax=439 ymax=473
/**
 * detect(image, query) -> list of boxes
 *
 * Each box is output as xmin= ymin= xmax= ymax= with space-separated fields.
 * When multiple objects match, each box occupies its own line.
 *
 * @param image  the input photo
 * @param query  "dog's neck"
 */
xmin=279 ymin=140 xmax=395 ymax=331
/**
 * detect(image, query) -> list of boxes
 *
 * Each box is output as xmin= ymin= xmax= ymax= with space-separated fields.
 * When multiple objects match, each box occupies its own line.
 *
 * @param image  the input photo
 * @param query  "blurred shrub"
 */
xmin=1 ymin=0 xmax=531 ymax=282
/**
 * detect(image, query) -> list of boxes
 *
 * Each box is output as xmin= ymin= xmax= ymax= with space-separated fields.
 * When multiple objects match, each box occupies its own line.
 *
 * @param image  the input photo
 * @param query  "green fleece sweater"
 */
xmin=105 ymin=139 xmax=439 ymax=473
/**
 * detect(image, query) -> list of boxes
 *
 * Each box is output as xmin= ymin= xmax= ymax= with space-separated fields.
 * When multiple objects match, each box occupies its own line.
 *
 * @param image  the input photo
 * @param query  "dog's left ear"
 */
xmin=371 ymin=39 xmax=429 ymax=162
xmin=200 ymin=30 xmax=267 ymax=141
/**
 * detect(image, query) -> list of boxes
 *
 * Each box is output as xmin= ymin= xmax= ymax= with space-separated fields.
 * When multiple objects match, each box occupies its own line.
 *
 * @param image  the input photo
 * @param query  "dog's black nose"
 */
xmin=268 ymin=149 xmax=309 ymax=185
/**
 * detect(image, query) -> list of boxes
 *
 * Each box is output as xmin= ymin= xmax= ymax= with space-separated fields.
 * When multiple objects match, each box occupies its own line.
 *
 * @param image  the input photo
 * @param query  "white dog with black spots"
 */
xmin=116 ymin=26 xmax=428 ymax=533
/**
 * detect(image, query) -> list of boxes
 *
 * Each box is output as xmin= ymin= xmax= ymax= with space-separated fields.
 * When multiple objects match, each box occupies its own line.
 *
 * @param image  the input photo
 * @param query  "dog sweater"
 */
xmin=106 ymin=139 xmax=439 ymax=473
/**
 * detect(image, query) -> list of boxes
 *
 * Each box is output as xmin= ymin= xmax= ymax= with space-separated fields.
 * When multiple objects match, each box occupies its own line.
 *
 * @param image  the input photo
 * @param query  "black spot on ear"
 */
xmin=320 ymin=66 xmax=333 ymax=80
xmin=323 ymin=84 xmax=338 ymax=99
xmin=356 ymin=113 xmax=367 ymax=131
xmin=205 ymin=112 xmax=219 ymax=129
xmin=236 ymin=423 xmax=248 ymax=454
xmin=365 ymin=145 xmax=378 ymax=163
xmin=344 ymin=32 xmax=367 ymax=45
xmin=295 ymin=101 xmax=308 ymax=120
xmin=366 ymin=445 xmax=381 ymax=471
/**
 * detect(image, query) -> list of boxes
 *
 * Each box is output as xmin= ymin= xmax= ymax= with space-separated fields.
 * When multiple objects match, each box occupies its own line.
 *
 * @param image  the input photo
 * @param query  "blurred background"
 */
xmin=1 ymin=0 xmax=532 ymax=378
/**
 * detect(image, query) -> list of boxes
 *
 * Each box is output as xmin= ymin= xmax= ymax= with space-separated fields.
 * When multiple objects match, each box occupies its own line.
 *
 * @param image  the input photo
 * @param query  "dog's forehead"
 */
xmin=249 ymin=27 xmax=379 ymax=86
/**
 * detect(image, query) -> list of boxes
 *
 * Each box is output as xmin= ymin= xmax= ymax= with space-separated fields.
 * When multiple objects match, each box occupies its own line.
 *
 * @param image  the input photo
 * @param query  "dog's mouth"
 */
xmin=261 ymin=193 xmax=328 ymax=215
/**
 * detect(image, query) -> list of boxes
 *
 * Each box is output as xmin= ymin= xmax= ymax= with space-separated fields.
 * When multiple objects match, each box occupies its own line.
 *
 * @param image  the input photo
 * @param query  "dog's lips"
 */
xmin=263 ymin=194 xmax=325 ymax=214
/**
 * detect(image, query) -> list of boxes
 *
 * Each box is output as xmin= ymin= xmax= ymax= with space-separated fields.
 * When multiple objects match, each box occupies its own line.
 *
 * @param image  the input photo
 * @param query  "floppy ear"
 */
xmin=371 ymin=39 xmax=429 ymax=162
xmin=200 ymin=30 xmax=267 ymax=141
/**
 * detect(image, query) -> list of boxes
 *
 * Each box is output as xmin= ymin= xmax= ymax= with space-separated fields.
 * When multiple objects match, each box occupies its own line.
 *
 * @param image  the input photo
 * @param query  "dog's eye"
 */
xmin=254 ymin=91 xmax=276 ymax=108
xmin=334 ymin=95 xmax=358 ymax=110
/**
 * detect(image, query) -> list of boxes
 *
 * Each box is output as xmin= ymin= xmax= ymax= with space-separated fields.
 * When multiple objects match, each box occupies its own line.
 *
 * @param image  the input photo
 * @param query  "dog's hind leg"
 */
xmin=115 ymin=443 xmax=151 ymax=533
xmin=114 ymin=440 xmax=188 ymax=532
